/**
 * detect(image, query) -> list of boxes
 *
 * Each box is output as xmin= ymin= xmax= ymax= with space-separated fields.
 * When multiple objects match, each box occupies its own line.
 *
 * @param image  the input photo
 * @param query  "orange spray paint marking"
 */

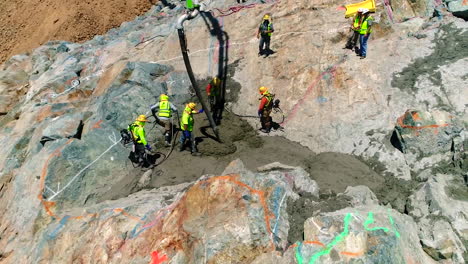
xmin=113 ymin=208 xmax=145 ymax=223
xmin=304 ymin=240 xmax=326 ymax=247
xmin=202 ymin=174 xmax=276 ymax=250
xmin=92 ymin=120 xmax=103 ymax=129
xmin=150 ymin=251 xmax=168 ymax=264
xmin=341 ymin=251 xmax=364 ymax=257
xmin=397 ymin=112 xmax=449 ymax=130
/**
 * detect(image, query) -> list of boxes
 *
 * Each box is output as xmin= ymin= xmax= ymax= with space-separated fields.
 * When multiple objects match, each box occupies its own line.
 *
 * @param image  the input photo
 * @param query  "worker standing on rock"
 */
xmin=358 ymin=9 xmax=373 ymax=59
xmin=150 ymin=94 xmax=178 ymax=147
xmin=257 ymin=14 xmax=274 ymax=57
xmin=206 ymin=77 xmax=222 ymax=122
xmin=129 ymin=115 xmax=151 ymax=166
xmin=179 ymin=102 xmax=203 ymax=156
xmin=258 ymin=86 xmax=275 ymax=133
xmin=345 ymin=8 xmax=364 ymax=51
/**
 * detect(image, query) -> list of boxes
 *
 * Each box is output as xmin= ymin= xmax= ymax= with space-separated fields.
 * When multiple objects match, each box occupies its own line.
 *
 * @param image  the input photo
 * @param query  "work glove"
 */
xmin=198 ymin=109 xmax=204 ymax=113
xmin=183 ymin=131 xmax=191 ymax=138
xmin=258 ymin=110 xmax=262 ymax=117
xmin=145 ymin=144 xmax=152 ymax=151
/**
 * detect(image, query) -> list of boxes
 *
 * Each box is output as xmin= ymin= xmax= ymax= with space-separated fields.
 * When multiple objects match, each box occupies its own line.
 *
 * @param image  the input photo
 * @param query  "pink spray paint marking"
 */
xmin=150 ymin=251 xmax=168 ymax=264
xmin=282 ymin=64 xmax=340 ymax=126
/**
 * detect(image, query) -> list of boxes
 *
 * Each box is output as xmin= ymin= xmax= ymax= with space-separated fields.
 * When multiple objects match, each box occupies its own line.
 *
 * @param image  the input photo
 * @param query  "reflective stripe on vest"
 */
xmin=260 ymin=22 xmax=273 ymax=37
xmin=159 ymin=101 xmax=171 ymax=118
xmin=359 ymin=17 xmax=373 ymax=34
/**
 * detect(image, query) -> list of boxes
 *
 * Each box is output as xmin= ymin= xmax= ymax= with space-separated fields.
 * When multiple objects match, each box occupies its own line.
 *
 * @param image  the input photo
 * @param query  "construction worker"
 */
xmin=129 ymin=115 xmax=151 ymax=166
xmin=257 ymin=14 xmax=274 ymax=57
xmin=258 ymin=86 xmax=275 ymax=133
xmin=179 ymin=102 xmax=204 ymax=155
xmin=150 ymin=94 xmax=178 ymax=146
xmin=345 ymin=8 xmax=364 ymax=51
xmin=206 ymin=77 xmax=222 ymax=120
xmin=358 ymin=9 xmax=373 ymax=59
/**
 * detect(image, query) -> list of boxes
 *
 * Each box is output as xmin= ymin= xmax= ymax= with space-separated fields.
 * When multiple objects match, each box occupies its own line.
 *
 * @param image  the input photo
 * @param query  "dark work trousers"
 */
xmin=134 ymin=143 xmax=146 ymax=166
xmin=346 ymin=30 xmax=360 ymax=49
xmin=260 ymin=108 xmax=272 ymax=131
xmin=259 ymin=35 xmax=271 ymax=55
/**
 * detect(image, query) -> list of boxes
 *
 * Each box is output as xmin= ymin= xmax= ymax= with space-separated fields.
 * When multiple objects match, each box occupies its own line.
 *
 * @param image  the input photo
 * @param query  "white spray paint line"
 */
xmin=271 ymin=191 xmax=287 ymax=241
xmin=311 ymin=217 xmax=329 ymax=235
xmin=45 ymin=186 xmax=57 ymax=195
xmin=47 ymin=133 xmax=122 ymax=201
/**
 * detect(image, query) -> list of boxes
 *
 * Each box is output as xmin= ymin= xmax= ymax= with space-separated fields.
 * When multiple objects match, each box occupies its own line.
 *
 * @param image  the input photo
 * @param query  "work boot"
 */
xmin=164 ymin=133 xmax=171 ymax=145
xmin=191 ymin=143 xmax=201 ymax=156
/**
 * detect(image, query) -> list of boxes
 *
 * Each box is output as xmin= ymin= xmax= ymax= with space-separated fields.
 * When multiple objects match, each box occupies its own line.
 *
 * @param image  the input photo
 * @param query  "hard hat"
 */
xmin=259 ymin=86 xmax=268 ymax=94
xmin=136 ymin=115 xmax=149 ymax=122
xmin=160 ymin=94 xmax=169 ymax=101
xmin=263 ymin=14 xmax=270 ymax=20
xmin=361 ymin=8 xmax=369 ymax=14
xmin=188 ymin=102 xmax=197 ymax=110
xmin=357 ymin=8 xmax=364 ymax=13
xmin=213 ymin=77 xmax=220 ymax=85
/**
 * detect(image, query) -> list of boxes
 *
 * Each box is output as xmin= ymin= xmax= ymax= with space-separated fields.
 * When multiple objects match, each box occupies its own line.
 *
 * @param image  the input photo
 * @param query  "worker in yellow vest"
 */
xmin=179 ymin=102 xmax=204 ymax=155
xmin=258 ymin=86 xmax=275 ymax=133
xmin=257 ymin=14 xmax=274 ymax=57
xmin=358 ymin=9 xmax=374 ymax=59
xmin=150 ymin=94 xmax=178 ymax=146
xmin=345 ymin=8 xmax=364 ymax=51
xmin=129 ymin=115 xmax=151 ymax=166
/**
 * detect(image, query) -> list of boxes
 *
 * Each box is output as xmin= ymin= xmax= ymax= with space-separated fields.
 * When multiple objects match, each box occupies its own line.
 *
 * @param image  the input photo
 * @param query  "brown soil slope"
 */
xmin=0 ymin=0 xmax=156 ymax=63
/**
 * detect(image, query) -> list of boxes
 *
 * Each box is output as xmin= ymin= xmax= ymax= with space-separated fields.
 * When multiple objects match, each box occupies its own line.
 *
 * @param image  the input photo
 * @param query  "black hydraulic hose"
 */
xmin=177 ymin=28 xmax=219 ymax=139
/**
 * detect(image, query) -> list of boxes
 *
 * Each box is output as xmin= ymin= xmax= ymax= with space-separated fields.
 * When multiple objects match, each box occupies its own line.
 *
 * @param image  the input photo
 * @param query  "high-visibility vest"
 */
xmin=180 ymin=106 xmax=194 ymax=131
xmin=130 ymin=122 xmax=147 ymax=145
xmin=353 ymin=15 xmax=361 ymax=30
xmin=359 ymin=17 xmax=373 ymax=34
xmin=260 ymin=22 xmax=273 ymax=37
xmin=262 ymin=92 xmax=274 ymax=109
xmin=159 ymin=100 xmax=171 ymax=118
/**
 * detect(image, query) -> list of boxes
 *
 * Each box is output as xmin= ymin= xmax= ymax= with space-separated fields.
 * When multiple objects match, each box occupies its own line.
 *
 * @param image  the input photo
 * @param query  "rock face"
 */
xmin=0 ymin=0 xmax=467 ymax=263
xmin=393 ymin=109 xmax=464 ymax=155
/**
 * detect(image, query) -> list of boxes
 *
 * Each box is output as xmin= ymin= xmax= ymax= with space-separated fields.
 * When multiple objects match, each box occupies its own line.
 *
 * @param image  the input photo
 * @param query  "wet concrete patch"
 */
xmin=391 ymin=23 xmax=468 ymax=93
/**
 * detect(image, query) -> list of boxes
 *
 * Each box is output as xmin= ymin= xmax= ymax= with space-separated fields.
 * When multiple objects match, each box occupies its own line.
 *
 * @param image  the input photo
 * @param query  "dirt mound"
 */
xmin=0 ymin=0 xmax=156 ymax=63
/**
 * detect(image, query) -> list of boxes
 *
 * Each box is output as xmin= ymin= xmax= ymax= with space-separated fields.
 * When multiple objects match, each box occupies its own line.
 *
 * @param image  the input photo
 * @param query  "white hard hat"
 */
xmin=361 ymin=8 xmax=369 ymax=14
xmin=357 ymin=8 xmax=364 ymax=13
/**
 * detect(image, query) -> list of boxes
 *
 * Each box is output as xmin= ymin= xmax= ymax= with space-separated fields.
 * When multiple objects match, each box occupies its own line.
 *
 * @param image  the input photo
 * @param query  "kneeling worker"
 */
xmin=151 ymin=94 xmax=178 ymax=146
xmin=179 ymin=102 xmax=204 ymax=155
xmin=129 ymin=115 xmax=151 ymax=166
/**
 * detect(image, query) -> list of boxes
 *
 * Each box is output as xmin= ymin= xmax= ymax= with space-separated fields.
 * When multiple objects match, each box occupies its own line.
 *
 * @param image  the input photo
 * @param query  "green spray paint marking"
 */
xmin=387 ymin=210 xmax=401 ymax=238
xmin=363 ymin=212 xmax=390 ymax=233
xmin=293 ymin=211 xmax=401 ymax=263
xmin=308 ymin=213 xmax=353 ymax=264
xmin=295 ymin=242 xmax=304 ymax=264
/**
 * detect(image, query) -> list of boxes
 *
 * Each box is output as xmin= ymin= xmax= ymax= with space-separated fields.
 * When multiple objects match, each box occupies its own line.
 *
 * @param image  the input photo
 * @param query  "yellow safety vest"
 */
xmin=359 ymin=17 xmax=373 ymax=35
xmin=159 ymin=100 xmax=171 ymax=118
xmin=353 ymin=15 xmax=361 ymax=31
